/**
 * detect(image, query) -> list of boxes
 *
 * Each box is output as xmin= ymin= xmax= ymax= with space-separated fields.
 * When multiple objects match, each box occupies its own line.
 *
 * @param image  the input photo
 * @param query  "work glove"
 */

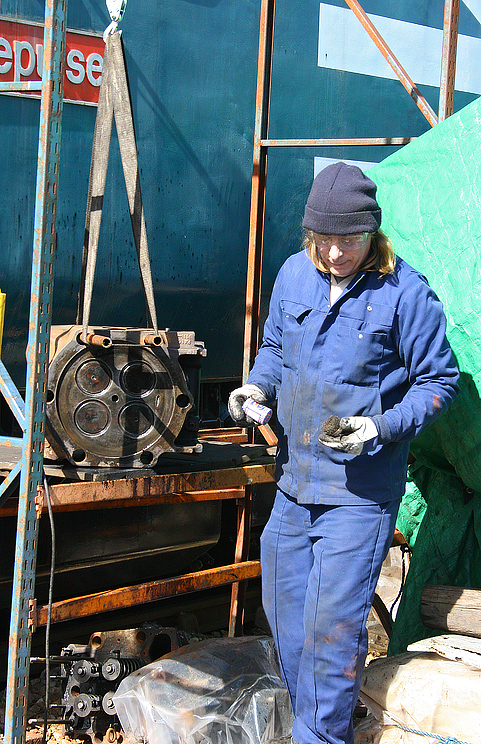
xmin=228 ymin=384 xmax=269 ymax=426
xmin=318 ymin=415 xmax=379 ymax=456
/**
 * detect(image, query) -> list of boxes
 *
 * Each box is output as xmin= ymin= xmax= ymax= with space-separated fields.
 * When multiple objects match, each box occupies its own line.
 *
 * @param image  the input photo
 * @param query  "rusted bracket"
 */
xmin=35 ymin=487 xmax=44 ymax=519
xmin=28 ymin=599 xmax=37 ymax=633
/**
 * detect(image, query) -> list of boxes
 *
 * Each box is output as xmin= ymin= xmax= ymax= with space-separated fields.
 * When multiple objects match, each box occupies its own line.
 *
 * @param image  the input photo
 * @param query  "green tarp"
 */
xmin=368 ymin=97 xmax=481 ymax=653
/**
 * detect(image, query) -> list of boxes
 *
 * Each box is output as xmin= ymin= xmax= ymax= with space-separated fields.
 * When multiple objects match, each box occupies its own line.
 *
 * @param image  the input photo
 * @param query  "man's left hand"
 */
xmin=318 ymin=416 xmax=378 ymax=455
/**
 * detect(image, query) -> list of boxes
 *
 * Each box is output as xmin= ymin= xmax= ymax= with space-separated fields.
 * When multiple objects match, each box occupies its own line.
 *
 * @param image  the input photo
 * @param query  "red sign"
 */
xmin=0 ymin=17 xmax=104 ymax=105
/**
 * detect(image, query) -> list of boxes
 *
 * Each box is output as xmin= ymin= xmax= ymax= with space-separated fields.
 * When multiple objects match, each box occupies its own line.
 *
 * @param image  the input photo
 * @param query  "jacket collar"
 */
xmin=318 ymin=267 xmax=369 ymax=307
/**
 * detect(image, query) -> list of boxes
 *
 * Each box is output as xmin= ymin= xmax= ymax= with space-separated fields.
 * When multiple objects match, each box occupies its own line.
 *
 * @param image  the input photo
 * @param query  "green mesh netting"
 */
xmin=367 ymin=97 xmax=481 ymax=652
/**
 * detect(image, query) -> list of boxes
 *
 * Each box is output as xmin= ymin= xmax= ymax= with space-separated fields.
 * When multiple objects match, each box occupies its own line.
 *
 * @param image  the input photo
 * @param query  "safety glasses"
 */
xmin=314 ymin=233 xmax=371 ymax=251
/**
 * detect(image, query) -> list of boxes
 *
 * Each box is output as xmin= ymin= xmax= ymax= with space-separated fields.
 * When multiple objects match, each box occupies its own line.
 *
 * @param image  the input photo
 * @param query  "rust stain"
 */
xmin=320 ymin=632 xmax=337 ymax=645
xmin=342 ymin=653 xmax=357 ymax=681
xmin=433 ymin=393 xmax=442 ymax=410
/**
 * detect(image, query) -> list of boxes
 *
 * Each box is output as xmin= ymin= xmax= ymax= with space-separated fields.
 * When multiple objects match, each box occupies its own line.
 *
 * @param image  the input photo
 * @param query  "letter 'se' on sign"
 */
xmin=0 ymin=16 xmax=104 ymax=105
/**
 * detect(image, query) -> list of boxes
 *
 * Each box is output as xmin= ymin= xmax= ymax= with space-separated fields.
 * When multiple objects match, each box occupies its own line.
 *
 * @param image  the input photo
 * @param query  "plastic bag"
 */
xmin=112 ymin=636 xmax=294 ymax=744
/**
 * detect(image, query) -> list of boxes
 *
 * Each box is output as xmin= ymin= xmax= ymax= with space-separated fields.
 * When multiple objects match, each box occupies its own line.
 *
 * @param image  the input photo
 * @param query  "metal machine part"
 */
xmin=59 ymin=625 xmax=181 ymax=743
xmin=45 ymin=326 xmax=206 ymax=467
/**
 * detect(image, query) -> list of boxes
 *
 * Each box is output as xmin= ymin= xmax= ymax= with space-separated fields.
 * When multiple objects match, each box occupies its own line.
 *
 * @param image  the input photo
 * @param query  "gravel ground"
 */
xmin=0 ymin=671 xmax=83 ymax=744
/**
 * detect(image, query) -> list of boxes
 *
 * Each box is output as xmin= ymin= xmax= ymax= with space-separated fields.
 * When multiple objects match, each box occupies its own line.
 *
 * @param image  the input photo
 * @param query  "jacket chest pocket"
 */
xmin=280 ymin=300 xmax=313 ymax=371
xmin=325 ymin=325 xmax=387 ymax=385
xmin=325 ymin=299 xmax=394 ymax=386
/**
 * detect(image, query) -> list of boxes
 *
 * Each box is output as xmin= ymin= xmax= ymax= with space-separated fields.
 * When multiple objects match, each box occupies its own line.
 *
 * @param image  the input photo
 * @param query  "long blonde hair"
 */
xmin=303 ymin=229 xmax=396 ymax=275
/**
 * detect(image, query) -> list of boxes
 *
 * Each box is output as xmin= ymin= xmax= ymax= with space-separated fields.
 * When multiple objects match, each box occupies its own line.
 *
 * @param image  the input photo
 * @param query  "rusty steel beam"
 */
xmin=34 ymin=560 xmax=262 ymax=627
xmin=198 ymin=427 xmax=248 ymax=443
xmin=439 ymin=0 xmax=460 ymax=121
xmin=0 ymin=81 xmax=43 ymax=92
xmin=0 ymin=486 xmax=247 ymax=516
xmin=344 ymin=0 xmax=438 ymax=127
xmin=261 ymin=137 xmax=416 ymax=147
xmin=205 ymin=0 xmax=280 ymax=625
xmin=242 ymin=0 xmax=275 ymax=385
xmin=229 ymin=485 xmax=253 ymax=636
xmin=32 ymin=461 xmax=276 ymax=510
xmin=0 ymin=436 xmax=23 ymax=449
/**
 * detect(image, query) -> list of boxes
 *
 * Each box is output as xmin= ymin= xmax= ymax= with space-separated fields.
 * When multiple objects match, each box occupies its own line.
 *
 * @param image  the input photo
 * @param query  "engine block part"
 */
xmin=45 ymin=326 xmax=206 ymax=467
xmin=60 ymin=625 xmax=180 ymax=743
xmin=101 ymin=657 xmax=141 ymax=682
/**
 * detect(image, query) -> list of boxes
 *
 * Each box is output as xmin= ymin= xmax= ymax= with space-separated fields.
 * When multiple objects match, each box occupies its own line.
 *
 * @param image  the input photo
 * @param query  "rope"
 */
xmin=395 ymin=722 xmax=472 ymax=744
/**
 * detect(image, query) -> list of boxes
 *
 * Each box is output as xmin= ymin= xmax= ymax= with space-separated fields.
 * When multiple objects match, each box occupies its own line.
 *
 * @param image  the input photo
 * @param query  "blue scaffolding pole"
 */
xmin=0 ymin=1 xmax=67 ymax=742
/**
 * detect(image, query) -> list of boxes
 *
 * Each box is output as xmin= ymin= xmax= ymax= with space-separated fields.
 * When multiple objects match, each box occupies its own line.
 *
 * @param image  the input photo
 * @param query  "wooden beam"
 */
xmin=421 ymin=585 xmax=481 ymax=637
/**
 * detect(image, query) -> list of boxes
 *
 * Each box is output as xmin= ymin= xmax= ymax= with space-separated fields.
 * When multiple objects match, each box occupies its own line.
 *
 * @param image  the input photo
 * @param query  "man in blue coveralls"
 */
xmin=228 ymin=162 xmax=459 ymax=744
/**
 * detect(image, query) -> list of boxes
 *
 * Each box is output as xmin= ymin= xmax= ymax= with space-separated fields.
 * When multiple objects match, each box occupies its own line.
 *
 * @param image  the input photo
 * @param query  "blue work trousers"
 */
xmin=260 ymin=490 xmax=400 ymax=744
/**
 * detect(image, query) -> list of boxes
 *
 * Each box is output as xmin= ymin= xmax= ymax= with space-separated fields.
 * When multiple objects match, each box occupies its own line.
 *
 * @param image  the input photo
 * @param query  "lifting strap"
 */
xmin=76 ymin=30 xmax=158 ymax=338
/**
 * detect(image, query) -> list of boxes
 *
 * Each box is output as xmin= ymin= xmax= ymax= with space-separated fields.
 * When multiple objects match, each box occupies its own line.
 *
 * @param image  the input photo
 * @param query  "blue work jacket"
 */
xmin=247 ymin=251 xmax=459 ymax=505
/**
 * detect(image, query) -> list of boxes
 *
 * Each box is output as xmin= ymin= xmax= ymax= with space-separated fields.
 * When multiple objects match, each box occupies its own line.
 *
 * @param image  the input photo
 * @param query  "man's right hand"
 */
xmin=228 ymin=384 xmax=268 ymax=425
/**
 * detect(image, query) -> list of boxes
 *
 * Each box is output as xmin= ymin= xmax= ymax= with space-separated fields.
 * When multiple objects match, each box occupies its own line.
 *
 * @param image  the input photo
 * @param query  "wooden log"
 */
xmin=421 ymin=584 xmax=481 ymax=637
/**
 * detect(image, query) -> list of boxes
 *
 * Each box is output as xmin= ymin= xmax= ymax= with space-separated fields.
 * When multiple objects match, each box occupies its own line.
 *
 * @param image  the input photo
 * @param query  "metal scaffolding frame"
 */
xmin=0 ymin=2 xmax=67 ymax=743
xmin=0 ymin=0 xmax=461 ymax=742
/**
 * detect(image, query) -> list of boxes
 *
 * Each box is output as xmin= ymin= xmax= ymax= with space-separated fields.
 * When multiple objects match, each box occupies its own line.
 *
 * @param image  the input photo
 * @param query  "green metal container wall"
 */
xmin=0 ymin=0 xmax=480 ymax=384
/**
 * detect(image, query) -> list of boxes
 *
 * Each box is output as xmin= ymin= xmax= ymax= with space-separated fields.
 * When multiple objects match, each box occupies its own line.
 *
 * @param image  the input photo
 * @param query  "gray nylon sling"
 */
xmin=76 ymin=30 xmax=158 ymax=337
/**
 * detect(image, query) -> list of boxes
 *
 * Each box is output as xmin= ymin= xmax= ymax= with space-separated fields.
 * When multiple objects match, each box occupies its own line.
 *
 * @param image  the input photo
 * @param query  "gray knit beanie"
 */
xmin=302 ymin=162 xmax=381 ymax=235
